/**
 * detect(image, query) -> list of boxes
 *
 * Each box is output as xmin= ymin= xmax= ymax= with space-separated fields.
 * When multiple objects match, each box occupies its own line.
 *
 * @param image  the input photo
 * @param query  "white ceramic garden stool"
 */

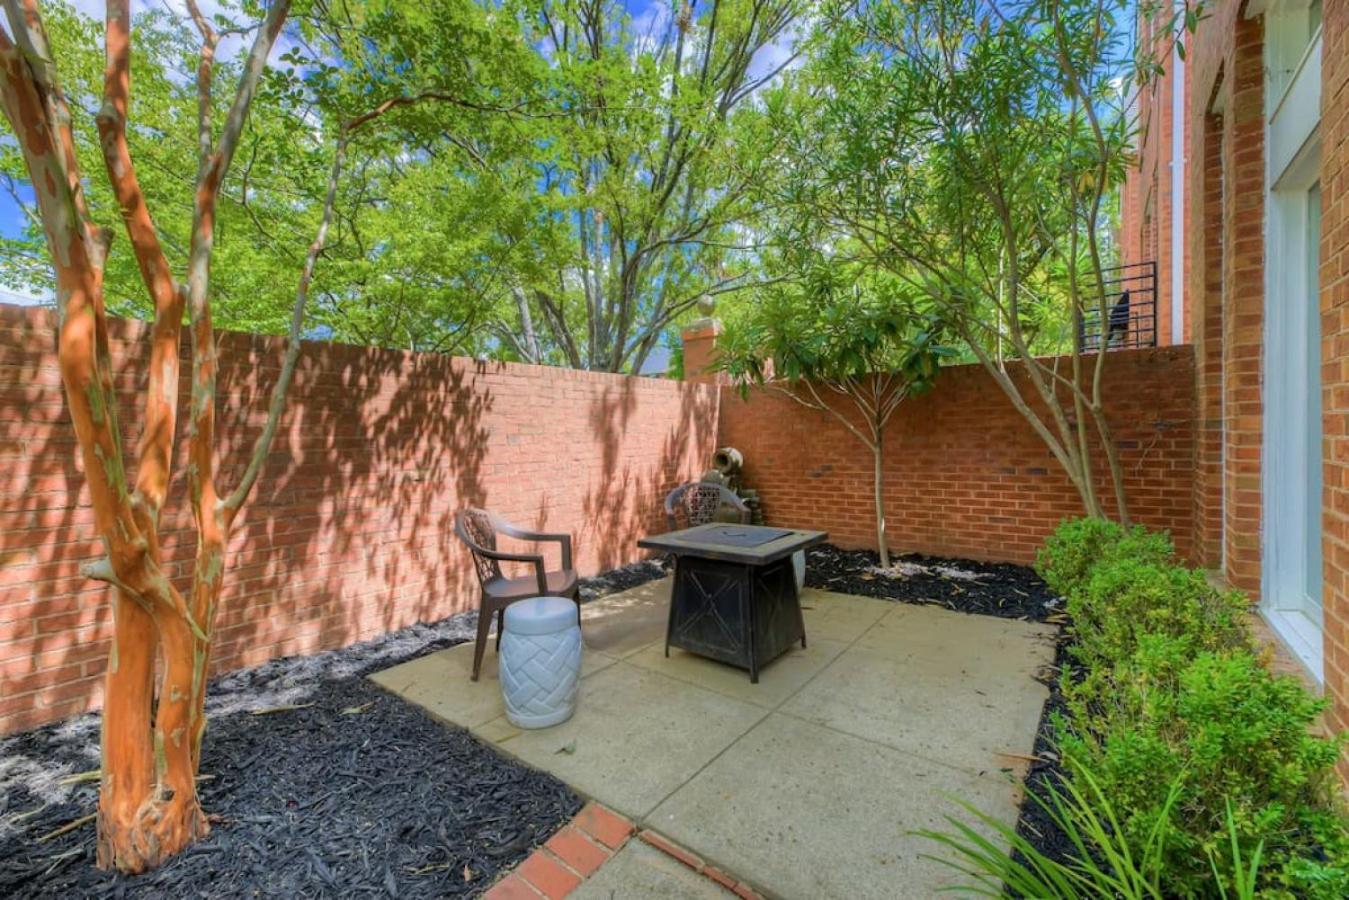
xmin=499 ymin=596 xmax=582 ymax=729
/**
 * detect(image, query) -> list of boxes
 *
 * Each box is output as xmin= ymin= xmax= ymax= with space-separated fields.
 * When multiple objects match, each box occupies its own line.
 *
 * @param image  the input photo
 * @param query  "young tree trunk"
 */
xmin=873 ymin=429 xmax=889 ymax=568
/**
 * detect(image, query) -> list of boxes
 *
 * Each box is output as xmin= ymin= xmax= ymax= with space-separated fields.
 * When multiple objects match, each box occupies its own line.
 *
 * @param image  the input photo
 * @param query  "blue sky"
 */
xmin=0 ymin=182 xmax=30 ymax=240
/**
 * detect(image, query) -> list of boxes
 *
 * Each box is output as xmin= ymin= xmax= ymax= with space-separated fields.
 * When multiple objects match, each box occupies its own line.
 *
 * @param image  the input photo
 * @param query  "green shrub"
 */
xmin=1036 ymin=517 xmax=1174 ymax=599
xmin=1067 ymin=559 xmax=1248 ymax=675
xmin=1062 ymin=652 xmax=1348 ymax=898
xmin=928 ymin=520 xmax=1349 ymax=898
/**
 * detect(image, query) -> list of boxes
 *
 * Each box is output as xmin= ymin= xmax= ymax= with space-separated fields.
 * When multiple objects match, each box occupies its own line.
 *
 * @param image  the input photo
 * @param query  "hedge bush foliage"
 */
xmin=1036 ymin=517 xmax=1177 ymax=600
xmin=1039 ymin=518 xmax=1349 ymax=899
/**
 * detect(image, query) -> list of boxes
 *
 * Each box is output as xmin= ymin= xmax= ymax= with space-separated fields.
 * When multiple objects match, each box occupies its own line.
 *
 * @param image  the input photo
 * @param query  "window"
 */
xmin=1261 ymin=0 xmax=1324 ymax=681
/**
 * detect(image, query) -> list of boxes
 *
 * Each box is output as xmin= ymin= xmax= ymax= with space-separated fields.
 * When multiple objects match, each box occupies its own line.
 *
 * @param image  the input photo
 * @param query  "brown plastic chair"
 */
xmin=664 ymin=482 xmax=750 ymax=531
xmin=455 ymin=508 xmax=580 ymax=681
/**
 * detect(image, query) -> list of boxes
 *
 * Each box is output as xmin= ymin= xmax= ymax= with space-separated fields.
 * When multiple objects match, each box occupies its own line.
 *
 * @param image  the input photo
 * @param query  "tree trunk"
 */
xmin=512 ymin=286 xmax=541 ymax=363
xmin=873 ymin=434 xmax=889 ymax=568
xmin=1 ymin=0 xmax=297 ymax=872
xmin=95 ymin=590 xmax=157 ymax=870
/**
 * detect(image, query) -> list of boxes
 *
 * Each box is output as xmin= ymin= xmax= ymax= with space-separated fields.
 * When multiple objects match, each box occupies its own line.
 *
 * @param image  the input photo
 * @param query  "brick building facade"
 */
xmin=1119 ymin=0 xmax=1347 ymax=748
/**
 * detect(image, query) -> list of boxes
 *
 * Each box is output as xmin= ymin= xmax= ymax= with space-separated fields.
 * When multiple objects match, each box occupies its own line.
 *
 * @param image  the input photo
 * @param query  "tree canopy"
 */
xmin=3 ymin=0 xmax=1168 ymax=381
xmin=717 ymin=250 xmax=950 ymax=565
xmin=2 ymin=0 xmax=809 ymax=372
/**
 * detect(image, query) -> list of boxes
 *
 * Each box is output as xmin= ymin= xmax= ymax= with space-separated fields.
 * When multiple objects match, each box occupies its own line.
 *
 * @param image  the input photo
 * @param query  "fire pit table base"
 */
xmin=665 ymin=556 xmax=805 ymax=683
xmin=639 ymin=523 xmax=827 ymax=683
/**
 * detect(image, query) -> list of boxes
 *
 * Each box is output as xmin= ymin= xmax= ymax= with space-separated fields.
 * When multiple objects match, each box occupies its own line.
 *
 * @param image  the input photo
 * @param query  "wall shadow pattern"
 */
xmin=0 ymin=305 xmax=719 ymax=734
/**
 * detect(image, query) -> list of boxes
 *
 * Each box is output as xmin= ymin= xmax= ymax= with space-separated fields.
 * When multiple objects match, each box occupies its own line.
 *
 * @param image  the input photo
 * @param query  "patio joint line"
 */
xmin=767 ymin=703 xmax=1029 ymax=786
xmin=779 ymin=599 xmax=1052 ymax=783
xmin=636 ymin=594 xmax=904 ymax=822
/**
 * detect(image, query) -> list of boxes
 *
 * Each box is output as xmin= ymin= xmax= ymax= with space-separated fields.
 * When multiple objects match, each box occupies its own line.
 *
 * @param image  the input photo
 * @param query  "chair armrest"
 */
xmin=495 ymin=521 xmax=573 ymax=570
xmin=473 ymin=547 xmax=548 ymax=594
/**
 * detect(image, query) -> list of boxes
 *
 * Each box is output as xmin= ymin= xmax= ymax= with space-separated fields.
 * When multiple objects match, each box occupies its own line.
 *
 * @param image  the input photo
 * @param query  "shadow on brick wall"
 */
xmin=206 ymin=334 xmax=493 ymax=672
xmin=0 ymin=305 xmax=718 ymax=733
xmin=581 ymin=379 xmax=719 ymax=572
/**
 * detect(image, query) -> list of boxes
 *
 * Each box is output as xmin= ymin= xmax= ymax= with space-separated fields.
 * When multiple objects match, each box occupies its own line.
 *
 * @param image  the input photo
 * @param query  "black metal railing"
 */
xmin=1076 ymin=260 xmax=1158 ymax=352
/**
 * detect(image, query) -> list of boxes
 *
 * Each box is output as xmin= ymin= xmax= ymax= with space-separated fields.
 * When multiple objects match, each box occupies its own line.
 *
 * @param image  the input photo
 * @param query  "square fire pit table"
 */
xmin=638 ymin=523 xmax=827 ymax=682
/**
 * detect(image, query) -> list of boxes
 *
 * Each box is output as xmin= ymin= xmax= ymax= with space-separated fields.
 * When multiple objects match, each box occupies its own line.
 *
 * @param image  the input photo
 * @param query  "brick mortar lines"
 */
xmin=483 ymin=803 xmax=762 ymax=899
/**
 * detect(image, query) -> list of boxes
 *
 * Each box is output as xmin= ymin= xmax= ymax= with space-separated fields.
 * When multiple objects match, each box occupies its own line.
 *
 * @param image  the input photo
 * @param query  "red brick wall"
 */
xmin=1182 ymin=2 xmax=1266 ymax=596
xmin=0 ymin=305 xmax=719 ymax=734
xmin=717 ymin=348 xmax=1195 ymax=565
xmin=1189 ymin=108 xmax=1225 ymax=569
xmin=1320 ymin=0 xmax=1349 ymax=766
xmin=1121 ymin=9 xmax=1189 ymax=348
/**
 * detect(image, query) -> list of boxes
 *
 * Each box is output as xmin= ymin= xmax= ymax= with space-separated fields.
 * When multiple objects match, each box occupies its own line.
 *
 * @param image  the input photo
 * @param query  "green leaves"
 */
xmin=716 ymin=246 xmax=954 ymax=404
xmin=1026 ymin=518 xmax=1349 ymax=899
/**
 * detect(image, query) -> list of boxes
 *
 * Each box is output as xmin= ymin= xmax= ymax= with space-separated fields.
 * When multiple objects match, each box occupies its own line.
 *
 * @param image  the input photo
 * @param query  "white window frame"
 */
xmin=1260 ymin=0 xmax=1324 ymax=682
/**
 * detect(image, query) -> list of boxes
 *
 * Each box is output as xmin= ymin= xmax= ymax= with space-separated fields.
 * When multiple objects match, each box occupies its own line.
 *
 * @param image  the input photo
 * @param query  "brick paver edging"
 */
xmin=483 ymin=802 xmax=762 ymax=899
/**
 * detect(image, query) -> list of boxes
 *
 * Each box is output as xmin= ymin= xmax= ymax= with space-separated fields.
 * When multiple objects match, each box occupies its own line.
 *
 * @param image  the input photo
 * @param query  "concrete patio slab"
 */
xmin=625 ymin=638 xmax=850 ymax=709
xmin=647 ymin=712 xmax=1020 ymax=899
xmin=857 ymin=603 xmax=1056 ymax=673
xmin=481 ymin=662 xmax=767 ymax=820
xmin=368 ymin=637 xmax=617 ymax=730
xmin=372 ymin=579 xmax=1056 ymax=898
xmin=780 ymin=642 xmax=1048 ymax=776
xmin=570 ymin=840 xmax=734 ymax=899
xmin=580 ymin=578 xmax=672 ymax=659
xmin=798 ymin=588 xmax=892 ymax=643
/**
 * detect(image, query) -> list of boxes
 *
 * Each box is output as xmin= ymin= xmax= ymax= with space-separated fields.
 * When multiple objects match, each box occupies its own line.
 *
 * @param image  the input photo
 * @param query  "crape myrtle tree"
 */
xmin=760 ymin=0 xmax=1202 ymax=522
xmin=717 ymin=253 xmax=949 ymax=566
xmin=0 ymin=0 xmax=513 ymax=872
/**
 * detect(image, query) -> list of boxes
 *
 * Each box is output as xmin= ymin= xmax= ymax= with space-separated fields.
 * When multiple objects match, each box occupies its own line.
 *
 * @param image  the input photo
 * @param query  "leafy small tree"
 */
xmin=718 ymin=256 xmax=948 ymax=566
xmin=759 ymin=0 xmax=1202 ymax=522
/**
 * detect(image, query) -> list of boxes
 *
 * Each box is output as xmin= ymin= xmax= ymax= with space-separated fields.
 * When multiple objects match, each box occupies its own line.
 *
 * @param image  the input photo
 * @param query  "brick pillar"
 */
xmin=1319 ymin=0 xmax=1349 ymax=778
xmin=682 ymin=319 xmax=726 ymax=385
xmin=1190 ymin=110 xmax=1225 ymax=568
xmin=1220 ymin=13 xmax=1264 ymax=596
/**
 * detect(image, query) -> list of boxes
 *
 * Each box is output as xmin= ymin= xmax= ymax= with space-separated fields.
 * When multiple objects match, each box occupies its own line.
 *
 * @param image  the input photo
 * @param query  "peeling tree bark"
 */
xmin=1 ymin=1 xmax=480 ymax=870
xmin=0 ymin=0 xmax=292 ymax=872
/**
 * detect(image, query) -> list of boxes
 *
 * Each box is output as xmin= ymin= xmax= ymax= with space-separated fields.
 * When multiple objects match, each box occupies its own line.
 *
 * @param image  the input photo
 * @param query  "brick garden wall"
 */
xmin=717 ymin=348 xmax=1196 ymax=565
xmin=1319 ymin=0 xmax=1349 ymax=764
xmin=0 ymin=305 xmax=719 ymax=735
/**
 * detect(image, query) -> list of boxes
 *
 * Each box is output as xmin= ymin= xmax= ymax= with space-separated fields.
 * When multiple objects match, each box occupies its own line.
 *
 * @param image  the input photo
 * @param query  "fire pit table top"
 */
xmin=639 ymin=523 xmax=827 ymax=566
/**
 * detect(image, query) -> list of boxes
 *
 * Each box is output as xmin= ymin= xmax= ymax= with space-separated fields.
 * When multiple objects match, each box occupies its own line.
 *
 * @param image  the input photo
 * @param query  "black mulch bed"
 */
xmin=1008 ymin=631 xmax=1078 ymax=877
xmin=804 ymin=543 xmax=1061 ymax=622
xmin=577 ymin=557 xmax=668 ymax=601
xmin=0 ymin=560 xmax=665 ymax=899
